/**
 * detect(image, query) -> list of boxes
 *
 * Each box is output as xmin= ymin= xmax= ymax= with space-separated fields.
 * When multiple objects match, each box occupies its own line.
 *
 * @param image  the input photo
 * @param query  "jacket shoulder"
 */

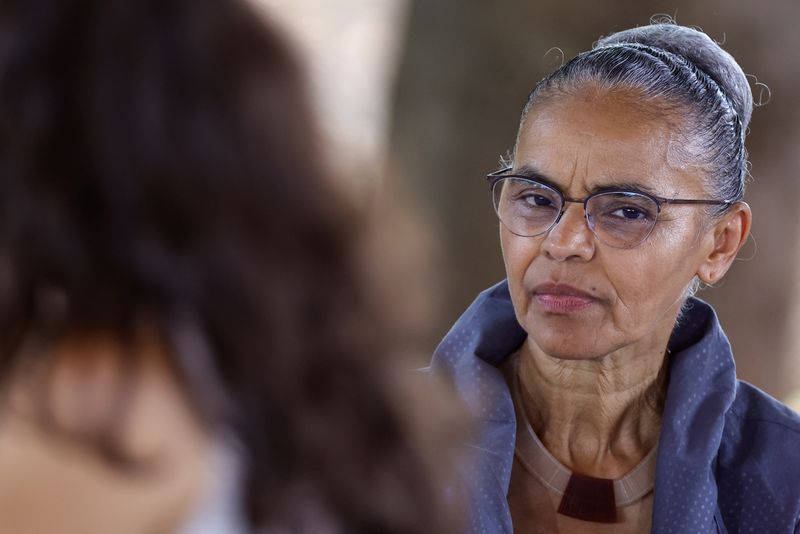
xmin=728 ymin=381 xmax=800 ymax=434
xmin=716 ymin=381 xmax=800 ymax=532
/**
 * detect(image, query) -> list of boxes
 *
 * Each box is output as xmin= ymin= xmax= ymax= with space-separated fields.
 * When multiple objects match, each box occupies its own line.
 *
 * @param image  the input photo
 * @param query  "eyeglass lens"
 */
xmin=492 ymin=178 xmax=659 ymax=248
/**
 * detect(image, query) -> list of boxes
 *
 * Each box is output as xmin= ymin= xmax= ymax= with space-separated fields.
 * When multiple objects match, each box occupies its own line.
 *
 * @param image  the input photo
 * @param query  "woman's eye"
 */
xmin=610 ymin=206 xmax=650 ymax=220
xmin=520 ymin=194 xmax=554 ymax=207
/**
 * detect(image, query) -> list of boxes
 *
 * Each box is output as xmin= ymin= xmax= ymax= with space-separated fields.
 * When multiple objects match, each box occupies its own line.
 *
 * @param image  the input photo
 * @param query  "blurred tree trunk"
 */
xmin=389 ymin=0 xmax=800 ymax=399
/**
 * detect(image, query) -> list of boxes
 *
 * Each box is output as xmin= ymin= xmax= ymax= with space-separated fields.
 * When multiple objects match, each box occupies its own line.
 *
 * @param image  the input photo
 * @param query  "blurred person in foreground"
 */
xmin=0 ymin=0 xmax=458 ymax=532
xmin=431 ymin=21 xmax=800 ymax=533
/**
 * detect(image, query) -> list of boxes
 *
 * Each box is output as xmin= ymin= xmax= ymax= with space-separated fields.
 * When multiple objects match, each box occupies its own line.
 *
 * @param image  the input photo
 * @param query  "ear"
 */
xmin=696 ymin=202 xmax=752 ymax=284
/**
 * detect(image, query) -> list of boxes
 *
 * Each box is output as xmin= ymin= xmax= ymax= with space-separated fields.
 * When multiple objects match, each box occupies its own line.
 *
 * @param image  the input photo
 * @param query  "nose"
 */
xmin=541 ymin=201 xmax=596 ymax=262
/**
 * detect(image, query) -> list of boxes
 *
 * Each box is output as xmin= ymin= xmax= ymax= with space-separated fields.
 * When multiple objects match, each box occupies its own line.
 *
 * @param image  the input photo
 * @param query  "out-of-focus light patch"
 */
xmin=253 ymin=0 xmax=411 ymax=194
xmin=786 ymin=389 xmax=800 ymax=414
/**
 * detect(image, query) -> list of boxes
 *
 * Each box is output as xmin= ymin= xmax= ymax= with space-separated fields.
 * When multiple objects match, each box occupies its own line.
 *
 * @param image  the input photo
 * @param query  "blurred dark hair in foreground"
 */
xmin=0 ymin=0 xmax=462 ymax=531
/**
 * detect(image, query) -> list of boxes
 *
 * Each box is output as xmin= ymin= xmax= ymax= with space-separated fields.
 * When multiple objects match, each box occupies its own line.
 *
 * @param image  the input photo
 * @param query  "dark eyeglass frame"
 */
xmin=487 ymin=167 xmax=737 ymax=247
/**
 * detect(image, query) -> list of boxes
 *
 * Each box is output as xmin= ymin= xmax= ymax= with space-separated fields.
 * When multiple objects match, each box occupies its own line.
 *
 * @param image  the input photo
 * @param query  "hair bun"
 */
xmin=595 ymin=23 xmax=753 ymax=129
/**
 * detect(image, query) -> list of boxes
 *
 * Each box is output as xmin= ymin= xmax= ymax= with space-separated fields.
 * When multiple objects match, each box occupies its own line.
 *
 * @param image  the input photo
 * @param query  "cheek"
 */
xmin=500 ymin=230 xmax=540 ymax=317
xmin=603 ymin=256 xmax=655 ymax=315
xmin=605 ymin=225 xmax=702 ymax=319
xmin=500 ymin=230 xmax=521 ymax=276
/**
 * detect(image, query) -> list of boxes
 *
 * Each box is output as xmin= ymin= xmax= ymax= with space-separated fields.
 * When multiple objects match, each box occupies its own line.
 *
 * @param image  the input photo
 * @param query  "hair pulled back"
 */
xmin=518 ymin=22 xmax=754 ymax=207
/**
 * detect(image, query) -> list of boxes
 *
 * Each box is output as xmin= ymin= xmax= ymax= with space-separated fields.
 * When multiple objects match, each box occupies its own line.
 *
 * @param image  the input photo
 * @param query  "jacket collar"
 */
xmin=654 ymin=298 xmax=737 ymax=533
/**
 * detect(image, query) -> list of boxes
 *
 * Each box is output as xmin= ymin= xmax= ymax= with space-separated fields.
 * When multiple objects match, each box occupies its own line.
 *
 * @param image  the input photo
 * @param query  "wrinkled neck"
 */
xmin=515 ymin=338 xmax=668 ymax=479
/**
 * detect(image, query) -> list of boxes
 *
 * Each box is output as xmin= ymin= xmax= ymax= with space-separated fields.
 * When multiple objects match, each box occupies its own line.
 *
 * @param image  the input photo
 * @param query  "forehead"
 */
xmin=514 ymin=90 xmax=702 ymax=195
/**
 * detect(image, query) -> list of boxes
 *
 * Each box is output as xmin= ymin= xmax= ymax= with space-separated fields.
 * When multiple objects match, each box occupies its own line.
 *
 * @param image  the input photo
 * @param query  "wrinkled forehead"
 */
xmin=513 ymin=88 xmax=705 ymax=197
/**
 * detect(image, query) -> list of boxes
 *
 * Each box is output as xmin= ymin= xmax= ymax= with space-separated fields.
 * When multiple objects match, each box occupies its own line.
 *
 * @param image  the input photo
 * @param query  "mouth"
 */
xmin=531 ymin=282 xmax=598 ymax=314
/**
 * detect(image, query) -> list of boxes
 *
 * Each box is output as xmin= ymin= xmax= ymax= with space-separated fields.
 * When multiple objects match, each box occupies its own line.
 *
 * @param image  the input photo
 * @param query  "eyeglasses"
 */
xmin=487 ymin=168 xmax=735 ymax=249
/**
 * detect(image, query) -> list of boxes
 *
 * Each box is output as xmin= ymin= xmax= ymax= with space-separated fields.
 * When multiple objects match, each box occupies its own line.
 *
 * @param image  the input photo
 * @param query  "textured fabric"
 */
xmin=431 ymin=280 xmax=800 ymax=534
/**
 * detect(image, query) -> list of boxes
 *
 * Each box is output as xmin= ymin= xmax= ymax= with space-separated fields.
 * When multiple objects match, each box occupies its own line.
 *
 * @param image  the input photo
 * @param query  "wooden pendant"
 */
xmin=557 ymin=472 xmax=618 ymax=523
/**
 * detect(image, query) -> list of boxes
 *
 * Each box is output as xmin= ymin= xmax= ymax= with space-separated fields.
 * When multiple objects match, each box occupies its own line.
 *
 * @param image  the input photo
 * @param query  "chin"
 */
xmin=516 ymin=304 xmax=614 ymax=359
xmin=528 ymin=329 xmax=610 ymax=361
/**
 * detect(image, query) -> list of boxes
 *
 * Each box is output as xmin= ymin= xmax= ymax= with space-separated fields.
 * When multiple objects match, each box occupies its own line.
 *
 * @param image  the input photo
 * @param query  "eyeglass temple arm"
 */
xmin=486 ymin=167 xmax=513 ymax=188
xmin=659 ymin=198 xmax=736 ymax=206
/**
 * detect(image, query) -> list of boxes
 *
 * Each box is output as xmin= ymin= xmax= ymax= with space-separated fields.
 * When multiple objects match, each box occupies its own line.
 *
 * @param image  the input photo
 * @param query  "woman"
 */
xmin=0 ymin=0 xmax=455 ymax=532
xmin=432 ymin=22 xmax=800 ymax=533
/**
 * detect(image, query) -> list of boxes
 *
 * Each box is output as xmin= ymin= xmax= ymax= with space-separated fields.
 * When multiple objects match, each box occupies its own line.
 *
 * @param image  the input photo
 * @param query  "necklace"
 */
xmin=512 ymin=358 xmax=658 ymax=523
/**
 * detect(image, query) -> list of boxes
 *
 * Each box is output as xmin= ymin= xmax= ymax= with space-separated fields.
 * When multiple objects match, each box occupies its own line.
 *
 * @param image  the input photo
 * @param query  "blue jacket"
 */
xmin=431 ymin=281 xmax=800 ymax=533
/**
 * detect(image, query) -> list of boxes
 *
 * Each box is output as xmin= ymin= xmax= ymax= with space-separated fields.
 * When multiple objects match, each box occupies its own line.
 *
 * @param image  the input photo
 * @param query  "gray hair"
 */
xmin=515 ymin=23 xmax=753 ymax=210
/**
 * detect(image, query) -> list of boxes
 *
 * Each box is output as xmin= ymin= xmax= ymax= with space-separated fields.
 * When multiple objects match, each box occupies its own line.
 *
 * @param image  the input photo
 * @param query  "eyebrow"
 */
xmin=592 ymin=181 xmax=662 ymax=197
xmin=509 ymin=164 xmax=663 ymax=198
xmin=508 ymin=164 xmax=563 ymax=191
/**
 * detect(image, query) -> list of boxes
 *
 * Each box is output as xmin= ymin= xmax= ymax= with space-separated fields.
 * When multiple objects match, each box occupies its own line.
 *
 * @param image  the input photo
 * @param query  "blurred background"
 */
xmin=257 ymin=0 xmax=800 ymax=406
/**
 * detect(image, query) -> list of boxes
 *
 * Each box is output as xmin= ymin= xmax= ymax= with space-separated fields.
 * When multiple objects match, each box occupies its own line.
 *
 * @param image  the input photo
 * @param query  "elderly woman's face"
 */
xmin=503 ymin=91 xmax=714 ymax=359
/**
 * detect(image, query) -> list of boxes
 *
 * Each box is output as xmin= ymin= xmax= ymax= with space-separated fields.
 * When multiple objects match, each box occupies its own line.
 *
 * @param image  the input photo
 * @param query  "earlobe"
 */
xmin=696 ymin=202 xmax=752 ymax=285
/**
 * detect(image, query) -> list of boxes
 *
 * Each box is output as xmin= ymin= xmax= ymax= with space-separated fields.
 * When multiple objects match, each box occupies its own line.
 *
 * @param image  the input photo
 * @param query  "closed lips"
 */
xmin=532 ymin=283 xmax=598 ymax=313
xmin=532 ymin=283 xmax=596 ymax=300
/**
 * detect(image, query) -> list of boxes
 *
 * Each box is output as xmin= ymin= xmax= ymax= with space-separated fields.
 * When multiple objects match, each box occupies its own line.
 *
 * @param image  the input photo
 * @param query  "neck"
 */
xmin=517 ymin=334 xmax=669 ymax=479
